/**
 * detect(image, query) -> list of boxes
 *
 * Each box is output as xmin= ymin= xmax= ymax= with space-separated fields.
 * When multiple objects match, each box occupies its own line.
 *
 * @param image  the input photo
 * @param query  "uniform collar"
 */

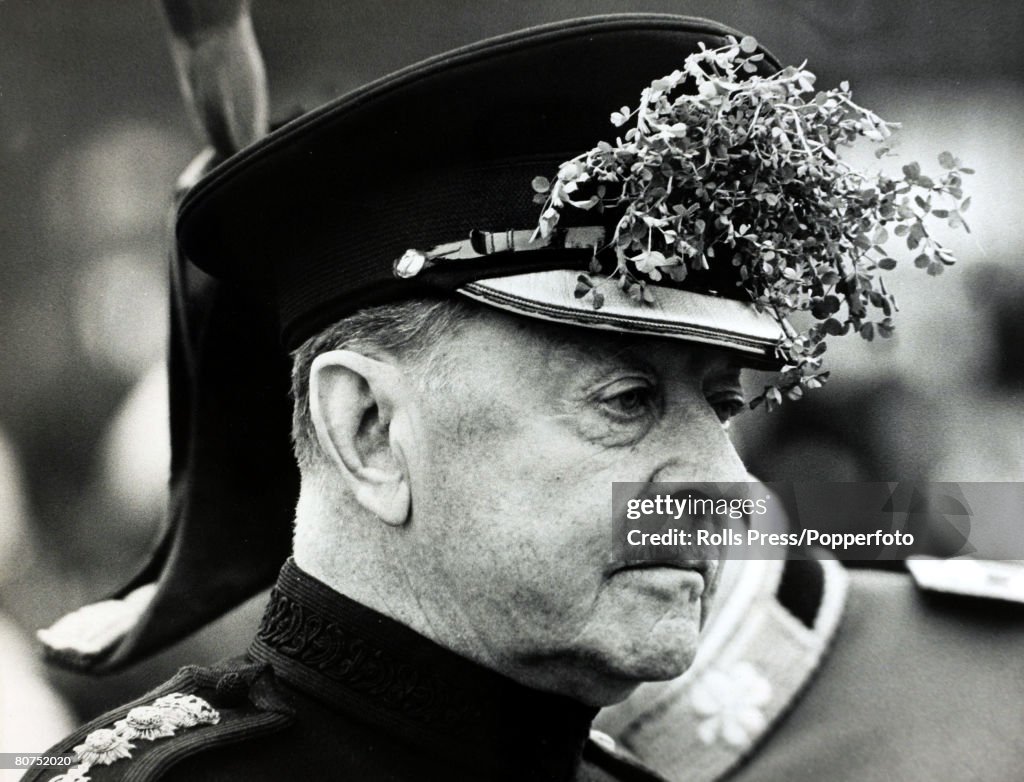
xmin=249 ymin=558 xmax=598 ymax=781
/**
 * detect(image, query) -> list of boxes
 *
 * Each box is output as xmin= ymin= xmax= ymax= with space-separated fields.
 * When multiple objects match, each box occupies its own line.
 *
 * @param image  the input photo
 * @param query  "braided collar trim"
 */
xmin=249 ymin=558 xmax=597 ymax=777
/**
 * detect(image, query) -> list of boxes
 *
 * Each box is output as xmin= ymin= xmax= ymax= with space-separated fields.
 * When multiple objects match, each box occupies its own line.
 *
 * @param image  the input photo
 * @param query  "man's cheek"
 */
xmin=441 ymin=385 xmax=528 ymax=445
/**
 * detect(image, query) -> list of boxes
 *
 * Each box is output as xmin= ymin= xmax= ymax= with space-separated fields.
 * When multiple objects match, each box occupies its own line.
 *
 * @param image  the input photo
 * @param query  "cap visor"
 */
xmin=458 ymin=270 xmax=784 ymax=367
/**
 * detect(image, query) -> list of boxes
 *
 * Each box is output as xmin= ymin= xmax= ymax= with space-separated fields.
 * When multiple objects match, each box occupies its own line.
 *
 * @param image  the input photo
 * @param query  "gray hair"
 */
xmin=289 ymin=297 xmax=479 ymax=470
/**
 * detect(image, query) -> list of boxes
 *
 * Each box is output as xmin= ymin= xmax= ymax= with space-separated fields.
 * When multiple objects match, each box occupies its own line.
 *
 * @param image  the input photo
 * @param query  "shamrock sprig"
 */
xmin=531 ymin=36 xmax=972 ymax=410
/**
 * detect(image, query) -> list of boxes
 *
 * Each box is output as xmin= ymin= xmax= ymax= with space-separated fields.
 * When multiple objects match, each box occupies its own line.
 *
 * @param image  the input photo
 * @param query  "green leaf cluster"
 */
xmin=532 ymin=38 xmax=972 ymax=411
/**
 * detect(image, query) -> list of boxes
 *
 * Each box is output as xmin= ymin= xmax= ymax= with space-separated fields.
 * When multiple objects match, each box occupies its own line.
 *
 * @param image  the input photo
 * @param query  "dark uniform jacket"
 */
xmin=26 ymin=559 xmax=664 ymax=782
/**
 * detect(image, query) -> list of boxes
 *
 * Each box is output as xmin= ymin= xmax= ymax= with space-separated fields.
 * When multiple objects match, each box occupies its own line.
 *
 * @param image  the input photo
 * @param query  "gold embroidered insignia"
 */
xmin=72 ymin=729 xmax=134 ymax=766
xmin=151 ymin=693 xmax=220 ymax=727
xmin=48 ymin=692 xmax=219 ymax=781
xmin=113 ymin=706 xmax=176 ymax=741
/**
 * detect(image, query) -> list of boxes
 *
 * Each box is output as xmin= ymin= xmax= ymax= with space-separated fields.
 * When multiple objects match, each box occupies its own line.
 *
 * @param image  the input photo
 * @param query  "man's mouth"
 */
xmin=612 ymin=559 xmax=713 ymax=584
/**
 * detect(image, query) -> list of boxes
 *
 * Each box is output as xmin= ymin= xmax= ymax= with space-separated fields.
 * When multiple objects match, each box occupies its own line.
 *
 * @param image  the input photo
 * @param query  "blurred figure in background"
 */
xmin=931 ymin=265 xmax=1024 ymax=482
xmin=0 ymin=428 xmax=74 ymax=780
xmin=39 ymin=364 xmax=265 ymax=724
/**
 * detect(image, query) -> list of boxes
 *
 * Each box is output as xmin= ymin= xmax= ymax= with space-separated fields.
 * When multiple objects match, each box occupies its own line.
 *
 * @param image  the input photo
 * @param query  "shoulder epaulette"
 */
xmin=907 ymin=556 xmax=1024 ymax=604
xmin=23 ymin=662 xmax=293 ymax=782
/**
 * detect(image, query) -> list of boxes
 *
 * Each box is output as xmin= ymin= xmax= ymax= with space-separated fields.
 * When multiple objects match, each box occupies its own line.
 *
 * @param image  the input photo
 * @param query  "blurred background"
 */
xmin=1 ymin=0 xmax=1021 ymax=736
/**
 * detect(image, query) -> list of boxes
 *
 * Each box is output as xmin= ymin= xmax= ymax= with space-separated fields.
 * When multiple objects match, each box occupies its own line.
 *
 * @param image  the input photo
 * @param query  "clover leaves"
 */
xmin=533 ymin=37 xmax=972 ymax=410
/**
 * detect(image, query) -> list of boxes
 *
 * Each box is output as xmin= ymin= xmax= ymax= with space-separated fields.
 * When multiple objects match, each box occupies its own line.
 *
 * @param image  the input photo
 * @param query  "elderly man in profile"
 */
xmin=288 ymin=291 xmax=745 ymax=697
xmin=25 ymin=13 xmax=895 ymax=782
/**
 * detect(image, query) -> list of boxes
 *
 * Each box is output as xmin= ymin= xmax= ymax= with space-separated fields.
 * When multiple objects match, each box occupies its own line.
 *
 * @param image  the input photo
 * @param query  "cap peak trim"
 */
xmin=458 ymin=271 xmax=783 ymax=363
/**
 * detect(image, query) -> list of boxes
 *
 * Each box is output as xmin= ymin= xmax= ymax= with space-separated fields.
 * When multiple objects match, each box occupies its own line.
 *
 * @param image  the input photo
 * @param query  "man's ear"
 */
xmin=308 ymin=350 xmax=412 ymax=526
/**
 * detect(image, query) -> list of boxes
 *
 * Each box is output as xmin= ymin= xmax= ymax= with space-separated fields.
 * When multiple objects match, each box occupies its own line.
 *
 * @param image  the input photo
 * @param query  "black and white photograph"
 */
xmin=1 ymin=2 xmax=1022 ymax=780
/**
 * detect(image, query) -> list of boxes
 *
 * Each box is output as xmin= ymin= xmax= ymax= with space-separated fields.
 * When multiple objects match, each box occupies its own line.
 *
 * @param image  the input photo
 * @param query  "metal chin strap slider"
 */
xmin=393 ymin=226 xmax=607 ymax=279
xmin=394 ymin=249 xmax=430 ymax=279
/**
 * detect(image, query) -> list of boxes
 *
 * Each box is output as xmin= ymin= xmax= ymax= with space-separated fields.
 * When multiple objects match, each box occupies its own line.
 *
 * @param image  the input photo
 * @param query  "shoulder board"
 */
xmin=22 ymin=661 xmax=293 ymax=782
xmin=907 ymin=556 xmax=1024 ymax=604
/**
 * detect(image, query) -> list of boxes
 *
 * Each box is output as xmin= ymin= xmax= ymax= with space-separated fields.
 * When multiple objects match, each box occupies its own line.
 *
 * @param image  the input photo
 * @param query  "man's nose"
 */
xmin=651 ymin=398 xmax=749 ymax=483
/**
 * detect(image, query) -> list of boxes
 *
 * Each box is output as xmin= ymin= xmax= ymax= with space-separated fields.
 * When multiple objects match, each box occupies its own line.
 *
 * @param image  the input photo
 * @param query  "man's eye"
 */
xmin=706 ymin=392 xmax=746 ymax=425
xmin=598 ymin=384 xmax=654 ymax=418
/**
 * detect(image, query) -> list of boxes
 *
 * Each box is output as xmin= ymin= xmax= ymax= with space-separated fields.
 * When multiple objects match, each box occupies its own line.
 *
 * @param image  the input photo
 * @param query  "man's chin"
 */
xmin=597 ymin=598 xmax=705 ymax=679
xmin=570 ymin=630 xmax=701 ymax=706
xmin=616 ymin=640 xmax=699 ymax=682
xmin=567 ymin=650 xmax=697 ymax=707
